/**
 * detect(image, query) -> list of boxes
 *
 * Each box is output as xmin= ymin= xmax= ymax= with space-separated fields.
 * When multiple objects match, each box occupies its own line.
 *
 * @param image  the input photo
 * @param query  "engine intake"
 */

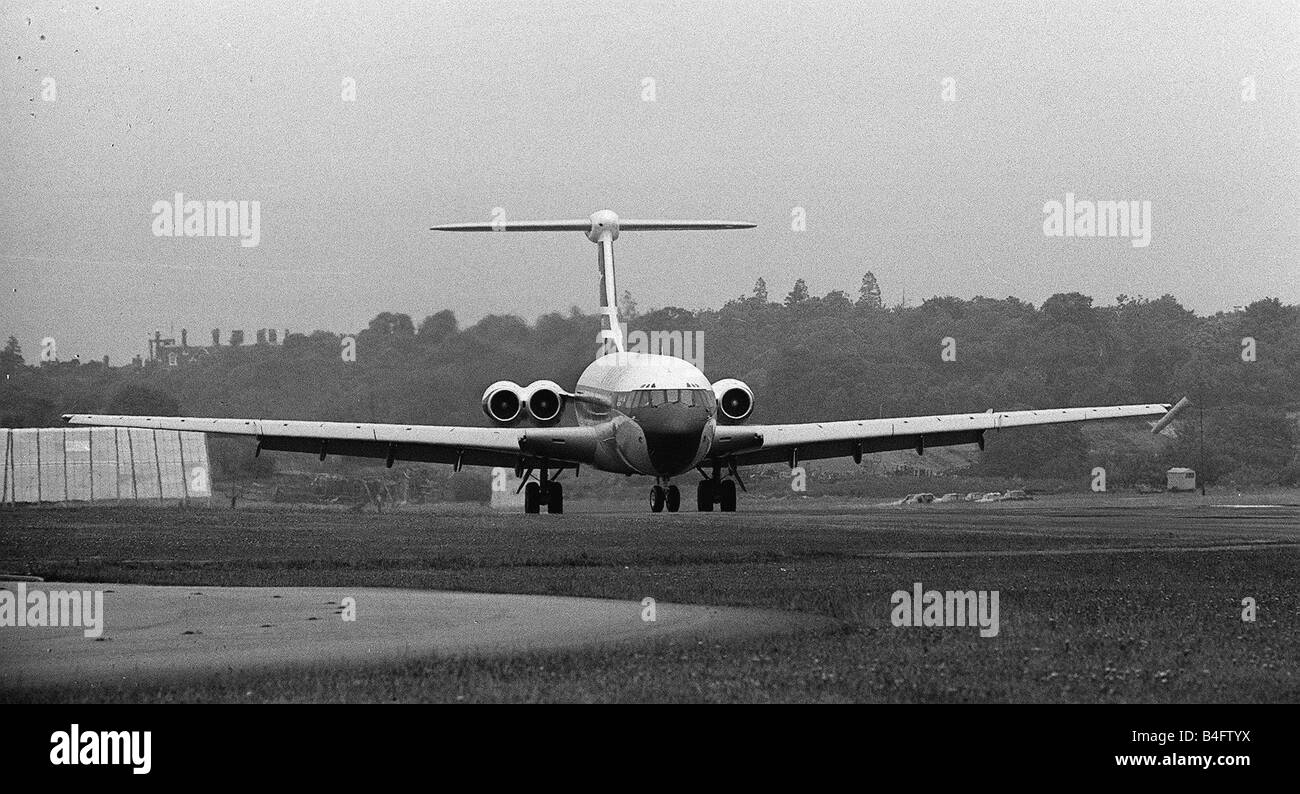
xmin=482 ymin=380 xmax=524 ymax=425
xmin=523 ymin=380 xmax=567 ymax=425
xmin=712 ymin=378 xmax=754 ymax=423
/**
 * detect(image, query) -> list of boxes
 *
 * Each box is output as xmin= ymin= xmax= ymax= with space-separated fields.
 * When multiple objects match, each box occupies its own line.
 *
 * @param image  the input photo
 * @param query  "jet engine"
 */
xmin=712 ymin=378 xmax=754 ymax=423
xmin=523 ymin=379 xmax=567 ymax=425
xmin=481 ymin=380 xmax=525 ymax=425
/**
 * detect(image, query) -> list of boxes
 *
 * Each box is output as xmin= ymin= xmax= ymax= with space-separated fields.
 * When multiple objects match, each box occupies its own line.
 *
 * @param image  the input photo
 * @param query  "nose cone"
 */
xmin=631 ymin=401 xmax=710 ymax=476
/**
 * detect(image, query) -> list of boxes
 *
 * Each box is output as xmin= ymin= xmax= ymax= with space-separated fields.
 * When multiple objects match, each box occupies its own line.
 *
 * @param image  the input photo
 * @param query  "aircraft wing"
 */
xmin=61 ymin=414 xmax=599 ymax=470
xmin=715 ymin=403 xmax=1174 ymax=467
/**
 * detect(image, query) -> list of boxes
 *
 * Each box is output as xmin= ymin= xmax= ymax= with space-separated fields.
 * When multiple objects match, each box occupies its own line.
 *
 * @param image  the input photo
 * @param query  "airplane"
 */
xmin=64 ymin=209 xmax=1186 ymax=514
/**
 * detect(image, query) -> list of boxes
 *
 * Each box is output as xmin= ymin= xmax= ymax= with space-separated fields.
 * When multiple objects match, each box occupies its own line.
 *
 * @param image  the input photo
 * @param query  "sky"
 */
xmin=2 ymin=0 xmax=1297 ymax=363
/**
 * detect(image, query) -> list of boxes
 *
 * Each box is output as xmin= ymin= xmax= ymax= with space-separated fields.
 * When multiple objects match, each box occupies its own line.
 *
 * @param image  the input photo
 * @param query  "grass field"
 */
xmin=1 ymin=496 xmax=1297 ymax=703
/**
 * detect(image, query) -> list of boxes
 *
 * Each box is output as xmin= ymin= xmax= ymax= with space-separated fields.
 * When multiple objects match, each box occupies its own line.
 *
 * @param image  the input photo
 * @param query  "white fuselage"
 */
xmin=572 ymin=352 xmax=718 ymax=477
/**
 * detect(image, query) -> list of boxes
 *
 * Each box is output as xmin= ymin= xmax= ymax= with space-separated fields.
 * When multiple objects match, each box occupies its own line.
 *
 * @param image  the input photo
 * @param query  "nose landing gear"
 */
xmin=650 ymin=481 xmax=681 ymax=513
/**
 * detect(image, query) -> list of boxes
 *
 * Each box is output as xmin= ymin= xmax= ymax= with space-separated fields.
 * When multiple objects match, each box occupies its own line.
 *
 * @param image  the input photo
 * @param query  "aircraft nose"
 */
xmin=633 ymin=402 xmax=710 ymax=475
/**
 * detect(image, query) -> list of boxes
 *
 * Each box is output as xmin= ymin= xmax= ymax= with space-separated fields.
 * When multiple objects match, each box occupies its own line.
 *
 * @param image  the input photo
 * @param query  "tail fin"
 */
xmin=431 ymin=210 xmax=756 ymax=353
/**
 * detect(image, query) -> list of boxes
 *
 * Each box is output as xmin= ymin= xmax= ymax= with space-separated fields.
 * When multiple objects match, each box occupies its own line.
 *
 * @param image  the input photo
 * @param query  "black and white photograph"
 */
xmin=0 ymin=0 xmax=1296 ymax=770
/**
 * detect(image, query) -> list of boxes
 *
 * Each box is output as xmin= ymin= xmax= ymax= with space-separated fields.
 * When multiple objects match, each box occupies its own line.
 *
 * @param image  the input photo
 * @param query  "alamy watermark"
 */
xmin=890 ymin=582 xmax=1000 ymax=637
xmin=1042 ymin=192 xmax=1151 ymax=248
xmin=151 ymin=192 xmax=261 ymax=247
xmin=50 ymin=724 xmax=151 ymax=775
xmin=0 ymin=583 xmax=104 ymax=638
xmin=595 ymin=318 xmax=704 ymax=370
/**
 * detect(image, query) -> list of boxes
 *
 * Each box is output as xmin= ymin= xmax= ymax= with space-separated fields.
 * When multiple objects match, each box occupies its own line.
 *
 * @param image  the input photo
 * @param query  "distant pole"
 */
xmin=1199 ymin=402 xmax=1205 ymax=497
xmin=113 ymin=428 xmax=122 ymax=500
xmin=153 ymin=429 xmax=164 ymax=503
xmin=126 ymin=429 xmax=138 ymax=500
xmin=178 ymin=431 xmax=189 ymax=506
xmin=2 ymin=430 xmax=10 ymax=505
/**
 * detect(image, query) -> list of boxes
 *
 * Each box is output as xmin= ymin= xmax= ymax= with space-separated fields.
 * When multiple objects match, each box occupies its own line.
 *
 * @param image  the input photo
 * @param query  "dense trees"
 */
xmin=106 ymin=383 xmax=180 ymax=416
xmin=2 ymin=288 xmax=1296 ymax=487
xmin=858 ymin=272 xmax=882 ymax=309
xmin=1 ymin=336 xmax=23 ymax=373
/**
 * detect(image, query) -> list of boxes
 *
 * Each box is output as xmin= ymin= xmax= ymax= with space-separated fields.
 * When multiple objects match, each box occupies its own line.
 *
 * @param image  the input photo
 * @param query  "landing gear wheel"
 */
xmin=665 ymin=485 xmax=680 ymax=512
xmin=696 ymin=480 xmax=714 ymax=512
xmin=547 ymin=482 xmax=563 ymax=514
xmin=524 ymin=482 xmax=541 ymax=514
xmin=650 ymin=485 xmax=665 ymax=513
xmin=719 ymin=479 xmax=737 ymax=512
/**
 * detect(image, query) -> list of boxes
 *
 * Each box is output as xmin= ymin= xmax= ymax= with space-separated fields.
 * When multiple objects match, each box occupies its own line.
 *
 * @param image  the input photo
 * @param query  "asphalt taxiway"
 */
xmin=0 ymin=583 xmax=829 ymax=687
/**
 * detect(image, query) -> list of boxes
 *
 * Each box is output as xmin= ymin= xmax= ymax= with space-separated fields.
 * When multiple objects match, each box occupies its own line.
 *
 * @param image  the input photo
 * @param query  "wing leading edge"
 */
xmin=719 ymin=403 xmax=1173 ymax=467
xmin=61 ymin=414 xmax=599 ymax=470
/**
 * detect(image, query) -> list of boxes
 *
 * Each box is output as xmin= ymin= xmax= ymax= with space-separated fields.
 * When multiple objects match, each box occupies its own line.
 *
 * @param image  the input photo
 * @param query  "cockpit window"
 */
xmin=618 ymin=388 xmax=715 ymax=410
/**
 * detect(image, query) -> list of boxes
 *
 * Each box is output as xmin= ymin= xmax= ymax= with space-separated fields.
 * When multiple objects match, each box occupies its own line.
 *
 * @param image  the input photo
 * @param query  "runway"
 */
xmin=0 ymin=582 xmax=830 ymax=688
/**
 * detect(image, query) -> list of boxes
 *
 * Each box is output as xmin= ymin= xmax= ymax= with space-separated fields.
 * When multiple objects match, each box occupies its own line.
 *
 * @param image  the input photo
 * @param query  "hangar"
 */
xmin=1 ymin=427 xmax=211 ymax=505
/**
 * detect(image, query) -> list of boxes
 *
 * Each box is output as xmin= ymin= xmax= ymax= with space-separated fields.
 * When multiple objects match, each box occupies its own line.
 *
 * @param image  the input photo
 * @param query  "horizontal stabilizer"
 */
xmin=430 ymin=219 xmax=755 ymax=232
xmin=430 ymin=220 xmax=591 ymax=232
xmin=614 ymin=220 xmax=756 ymax=231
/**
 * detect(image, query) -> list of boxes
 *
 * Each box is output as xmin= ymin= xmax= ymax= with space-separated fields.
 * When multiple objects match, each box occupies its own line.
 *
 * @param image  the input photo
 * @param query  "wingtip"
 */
xmin=1150 ymin=396 xmax=1192 ymax=435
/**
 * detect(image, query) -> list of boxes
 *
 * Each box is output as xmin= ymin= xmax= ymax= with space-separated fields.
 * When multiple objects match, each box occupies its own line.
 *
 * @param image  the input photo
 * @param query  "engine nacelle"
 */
xmin=523 ymin=379 xmax=567 ymax=425
xmin=712 ymin=378 xmax=754 ymax=424
xmin=482 ymin=380 xmax=524 ymax=425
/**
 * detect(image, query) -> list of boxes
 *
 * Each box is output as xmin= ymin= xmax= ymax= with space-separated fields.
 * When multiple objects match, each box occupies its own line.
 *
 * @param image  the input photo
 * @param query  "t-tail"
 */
xmin=431 ymin=210 xmax=756 ymax=353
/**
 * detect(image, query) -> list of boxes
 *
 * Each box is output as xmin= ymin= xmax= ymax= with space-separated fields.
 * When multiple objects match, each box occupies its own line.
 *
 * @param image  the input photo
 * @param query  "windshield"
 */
xmin=626 ymin=389 xmax=714 ymax=408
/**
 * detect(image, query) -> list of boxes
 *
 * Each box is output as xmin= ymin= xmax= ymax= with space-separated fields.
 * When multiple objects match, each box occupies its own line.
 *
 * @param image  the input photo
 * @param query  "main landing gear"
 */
xmin=522 ymin=465 xmax=563 ymax=514
xmin=695 ymin=461 xmax=739 ymax=512
xmin=650 ymin=481 xmax=680 ymax=513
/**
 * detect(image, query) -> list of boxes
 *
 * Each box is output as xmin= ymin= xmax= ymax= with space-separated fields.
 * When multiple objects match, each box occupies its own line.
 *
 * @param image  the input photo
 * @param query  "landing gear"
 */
xmin=523 ymin=465 xmax=563 ymax=514
xmin=650 ymin=482 xmax=680 ymax=513
xmin=718 ymin=479 xmax=737 ymax=512
xmin=696 ymin=480 xmax=714 ymax=512
xmin=696 ymin=462 xmax=740 ymax=512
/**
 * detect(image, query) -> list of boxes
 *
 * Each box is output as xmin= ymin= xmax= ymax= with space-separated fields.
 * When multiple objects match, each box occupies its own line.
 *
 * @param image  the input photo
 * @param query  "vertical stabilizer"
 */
xmin=430 ymin=209 xmax=756 ymax=358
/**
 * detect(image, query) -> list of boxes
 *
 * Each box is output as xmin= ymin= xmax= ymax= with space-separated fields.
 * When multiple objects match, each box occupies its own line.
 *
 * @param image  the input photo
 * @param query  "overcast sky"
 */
xmin=2 ymin=0 xmax=1297 ymax=363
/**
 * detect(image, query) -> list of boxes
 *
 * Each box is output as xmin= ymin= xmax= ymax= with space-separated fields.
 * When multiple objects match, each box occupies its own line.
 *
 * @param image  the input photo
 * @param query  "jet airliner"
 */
xmin=65 ymin=210 xmax=1183 ymax=513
